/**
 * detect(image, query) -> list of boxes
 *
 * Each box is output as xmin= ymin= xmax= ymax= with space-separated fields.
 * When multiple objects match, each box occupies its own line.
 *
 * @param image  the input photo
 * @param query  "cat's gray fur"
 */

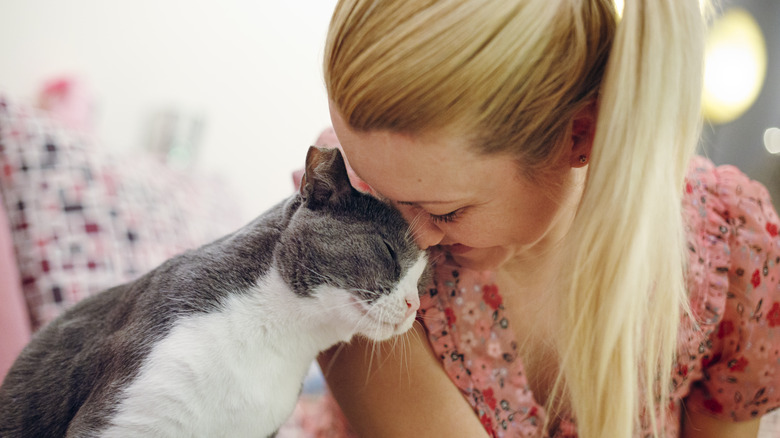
xmin=0 ymin=147 xmax=428 ymax=437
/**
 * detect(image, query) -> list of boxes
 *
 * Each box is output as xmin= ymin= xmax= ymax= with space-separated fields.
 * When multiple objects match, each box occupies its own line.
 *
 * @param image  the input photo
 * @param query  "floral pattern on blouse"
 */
xmin=418 ymin=156 xmax=780 ymax=437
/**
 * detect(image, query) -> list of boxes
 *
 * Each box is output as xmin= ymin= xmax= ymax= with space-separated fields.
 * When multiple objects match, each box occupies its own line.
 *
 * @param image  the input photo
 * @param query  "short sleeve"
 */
xmin=683 ymin=157 xmax=780 ymax=421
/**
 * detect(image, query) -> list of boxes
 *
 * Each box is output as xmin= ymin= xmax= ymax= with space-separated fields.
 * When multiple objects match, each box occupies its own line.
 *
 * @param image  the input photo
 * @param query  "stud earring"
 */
xmin=579 ymin=154 xmax=588 ymax=164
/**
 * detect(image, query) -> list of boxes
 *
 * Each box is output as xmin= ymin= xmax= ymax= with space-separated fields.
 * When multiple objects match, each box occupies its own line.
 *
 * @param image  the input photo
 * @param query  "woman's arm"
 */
xmin=318 ymin=321 xmax=490 ymax=438
xmin=681 ymin=403 xmax=761 ymax=438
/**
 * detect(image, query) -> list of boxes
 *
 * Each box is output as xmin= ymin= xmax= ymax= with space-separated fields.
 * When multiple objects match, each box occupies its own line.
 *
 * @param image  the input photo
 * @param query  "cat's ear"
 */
xmin=300 ymin=146 xmax=353 ymax=208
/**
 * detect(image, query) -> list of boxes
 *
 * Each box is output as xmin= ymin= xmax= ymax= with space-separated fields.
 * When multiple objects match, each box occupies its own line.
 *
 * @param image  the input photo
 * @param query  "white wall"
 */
xmin=0 ymin=0 xmax=339 ymax=220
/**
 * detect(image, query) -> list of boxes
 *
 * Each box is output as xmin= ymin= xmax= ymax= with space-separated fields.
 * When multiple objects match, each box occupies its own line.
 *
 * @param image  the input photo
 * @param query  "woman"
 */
xmin=310 ymin=0 xmax=780 ymax=437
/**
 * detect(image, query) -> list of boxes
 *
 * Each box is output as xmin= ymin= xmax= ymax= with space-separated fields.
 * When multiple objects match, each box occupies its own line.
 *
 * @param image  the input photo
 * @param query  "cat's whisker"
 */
xmin=401 ymin=212 xmax=421 ymax=243
xmin=318 ymin=295 xmax=373 ymax=313
xmin=401 ymin=214 xmax=416 ymax=241
xmin=406 ymin=327 xmax=427 ymax=382
xmin=398 ymin=333 xmax=412 ymax=386
xmin=367 ymin=308 xmax=392 ymax=378
xmin=408 ymin=335 xmax=417 ymax=383
xmin=428 ymin=250 xmax=445 ymax=263
xmin=387 ymin=332 xmax=403 ymax=381
xmin=353 ymin=308 xmax=374 ymax=337
xmin=364 ymin=338 xmax=378 ymax=386
xmin=415 ymin=313 xmax=438 ymax=328
xmin=411 ymin=322 xmax=426 ymax=344
xmin=404 ymin=211 xmax=428 ymax=244
xmin=322 ymin=342 xmax=349 ymax=378
xmin=370 ymin=337 xmax=394 ymax=385
xmin=366 ymin=342 xmax=388 ymax=386
xmin=303 ymin=266 xmax=330 ymax=282
xmin=348 ymin=287 xmax=376 ymax=297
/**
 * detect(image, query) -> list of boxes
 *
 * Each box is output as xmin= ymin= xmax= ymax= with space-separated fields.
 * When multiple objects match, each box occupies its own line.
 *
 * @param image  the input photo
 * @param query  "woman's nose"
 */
xmin=413 ymin=222 xmax=445 ymax=249
xmin=400 ymin=209 xmax=445 ymax=249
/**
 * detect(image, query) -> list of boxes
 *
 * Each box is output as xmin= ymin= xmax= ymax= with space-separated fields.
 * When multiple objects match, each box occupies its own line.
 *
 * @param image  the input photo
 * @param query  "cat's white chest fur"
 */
xmin=100 ymin=253 xmax=427 ymax=437
xmin=101 ymin=271 xmax=330 ymax=438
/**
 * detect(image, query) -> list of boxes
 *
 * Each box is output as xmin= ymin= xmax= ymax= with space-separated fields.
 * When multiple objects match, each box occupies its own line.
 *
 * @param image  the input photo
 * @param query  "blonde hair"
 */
xmin=325 ymin=0 xmax=706 ymax=436
xmin=326 ymin=1 xmax=614 ymax=173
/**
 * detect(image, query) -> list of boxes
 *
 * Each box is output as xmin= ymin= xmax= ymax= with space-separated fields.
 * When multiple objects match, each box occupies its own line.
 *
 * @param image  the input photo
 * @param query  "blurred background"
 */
xmin=0 ymin=0 xmax=340 ymax=222
xmin=698 ymin=0 xmax=780 ymax=209
xmin=0 ymin=0 xmax=777 ymax=219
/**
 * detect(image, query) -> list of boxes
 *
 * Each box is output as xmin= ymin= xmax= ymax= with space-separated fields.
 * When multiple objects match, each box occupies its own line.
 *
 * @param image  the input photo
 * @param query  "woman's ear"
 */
xmin=569 ymin=101 xmax=597 ymax=168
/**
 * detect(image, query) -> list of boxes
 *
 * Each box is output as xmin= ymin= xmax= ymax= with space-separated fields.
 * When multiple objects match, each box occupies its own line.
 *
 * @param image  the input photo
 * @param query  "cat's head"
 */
xmin=276 ymin=146 xmax=430 ymax=342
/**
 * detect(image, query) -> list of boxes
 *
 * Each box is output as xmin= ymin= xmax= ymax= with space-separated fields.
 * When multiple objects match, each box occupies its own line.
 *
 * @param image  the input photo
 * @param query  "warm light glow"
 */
xmin=765 ymin=128 xmax=780 ymax=155
xmin=702 ymin=8 xmax=767 ymax=124
xmin=614 ymin=0 xmax=706 ymax=18
xmin=614 ymin=0 xmax=624 ymax=17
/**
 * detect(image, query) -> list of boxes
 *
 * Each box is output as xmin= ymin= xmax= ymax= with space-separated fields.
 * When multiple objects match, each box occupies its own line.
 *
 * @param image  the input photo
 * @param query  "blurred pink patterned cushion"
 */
xmin=0 ymin=191 xmax=30 ymax=380
xmin=0 ymin=95 xmax=241 ymax=331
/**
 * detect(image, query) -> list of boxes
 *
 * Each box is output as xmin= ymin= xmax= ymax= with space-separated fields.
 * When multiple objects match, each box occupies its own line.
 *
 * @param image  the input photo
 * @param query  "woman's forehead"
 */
xmin=337 ymin=130 xmax=516 ymax=205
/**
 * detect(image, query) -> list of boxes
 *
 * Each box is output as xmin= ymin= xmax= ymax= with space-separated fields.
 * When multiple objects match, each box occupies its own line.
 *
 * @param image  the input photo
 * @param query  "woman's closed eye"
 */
xmin=429 ymin=210 xmax=461 ymax=224
xmin=396 ymin=201 xmax=466 ymax=225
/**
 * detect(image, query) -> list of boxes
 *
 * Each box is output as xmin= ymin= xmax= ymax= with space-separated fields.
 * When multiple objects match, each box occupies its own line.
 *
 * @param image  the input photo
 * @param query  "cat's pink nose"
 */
xmin=405 ymin=295 xmax=420 ymax=318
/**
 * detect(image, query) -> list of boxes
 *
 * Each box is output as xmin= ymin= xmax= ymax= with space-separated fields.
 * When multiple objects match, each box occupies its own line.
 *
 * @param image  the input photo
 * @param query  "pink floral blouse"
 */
xmin=284 ymin=156 xmax=780 ymax=437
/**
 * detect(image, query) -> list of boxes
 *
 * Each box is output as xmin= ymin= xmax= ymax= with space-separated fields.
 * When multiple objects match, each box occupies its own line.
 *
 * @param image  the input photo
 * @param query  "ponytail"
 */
xmin=557 ymin=1 xmax=705 ymax=436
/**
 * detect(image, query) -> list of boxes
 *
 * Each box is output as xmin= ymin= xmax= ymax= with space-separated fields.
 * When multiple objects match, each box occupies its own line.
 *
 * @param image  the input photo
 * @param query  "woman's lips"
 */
xmin=443 ymin=243 xmax=472 ymax=254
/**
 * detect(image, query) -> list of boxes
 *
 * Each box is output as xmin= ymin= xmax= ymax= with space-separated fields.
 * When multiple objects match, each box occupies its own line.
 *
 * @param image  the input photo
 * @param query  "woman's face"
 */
xmin=330 ymin=108 xmax=579 ymax=271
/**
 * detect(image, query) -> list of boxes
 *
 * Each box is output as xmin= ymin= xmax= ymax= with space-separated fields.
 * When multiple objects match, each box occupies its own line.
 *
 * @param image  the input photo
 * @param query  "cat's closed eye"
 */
xmin=383 ymin=239 xmax=400 ymax=277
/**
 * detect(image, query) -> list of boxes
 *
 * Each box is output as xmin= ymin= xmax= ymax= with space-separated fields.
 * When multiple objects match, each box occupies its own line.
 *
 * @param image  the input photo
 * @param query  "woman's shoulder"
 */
xmin=678 ymin=155 xmax=780 ymax=421
xmin=684 ymin=155 xmax=777 ymax=216
xmin=684 ymin=155 xmax=777 ymax=223
xmin=682 ymin=156 xmax=779 ymax=316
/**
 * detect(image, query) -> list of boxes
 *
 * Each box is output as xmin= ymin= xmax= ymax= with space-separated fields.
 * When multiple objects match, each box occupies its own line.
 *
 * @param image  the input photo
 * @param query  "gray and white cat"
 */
xmin=0 ymin=146 xmax=429 ymax=438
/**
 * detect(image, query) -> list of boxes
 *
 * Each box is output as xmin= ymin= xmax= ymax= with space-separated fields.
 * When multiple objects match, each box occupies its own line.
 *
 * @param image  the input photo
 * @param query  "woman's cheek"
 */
xmin=461 ymin=218 xmax=514 ymax=248
xmin=441 ymin=221 xmax=486 ymax=247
